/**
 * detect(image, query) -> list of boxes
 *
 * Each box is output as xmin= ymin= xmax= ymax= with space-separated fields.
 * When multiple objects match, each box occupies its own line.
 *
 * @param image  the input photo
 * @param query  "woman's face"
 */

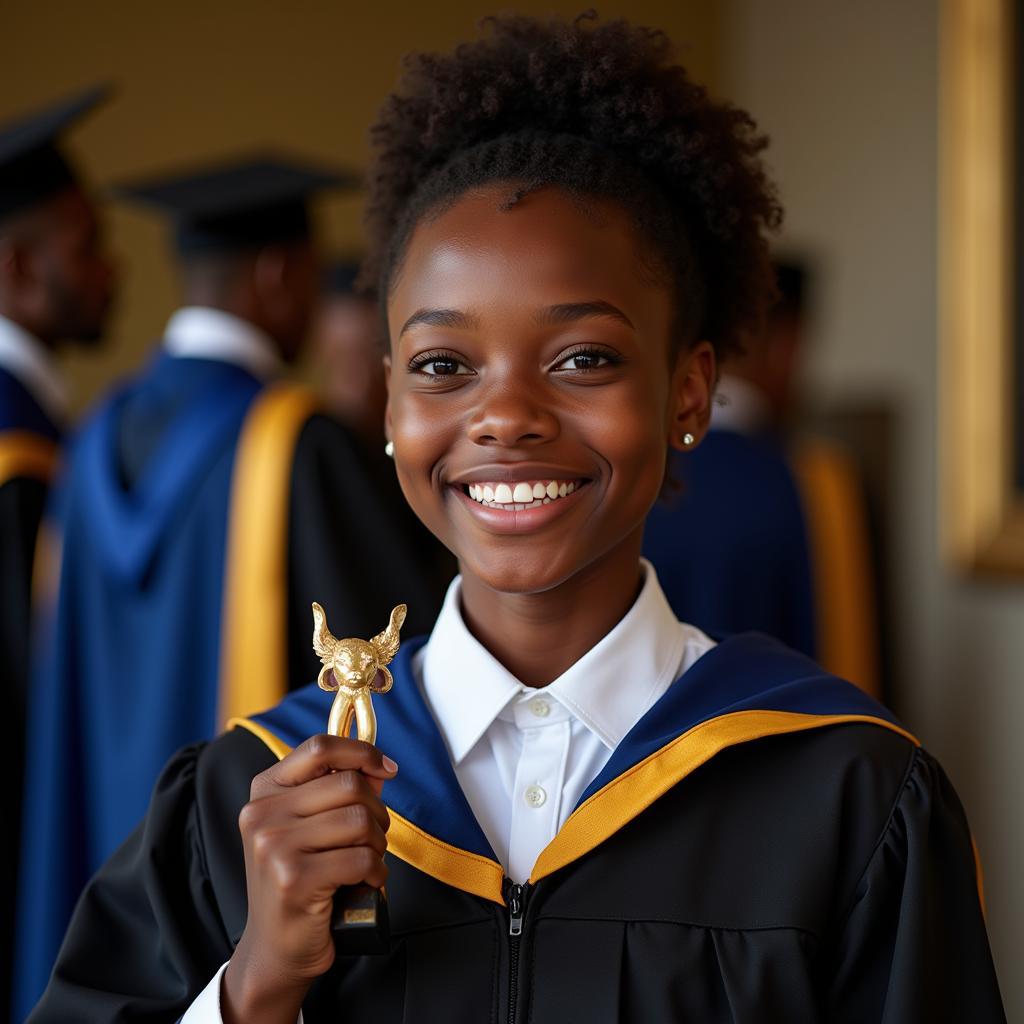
xmin=385 ymin=184 xmax=713 ymax=596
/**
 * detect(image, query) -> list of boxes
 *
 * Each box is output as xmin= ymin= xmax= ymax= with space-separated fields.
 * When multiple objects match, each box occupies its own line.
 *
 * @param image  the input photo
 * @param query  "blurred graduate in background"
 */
xmin=644 ymin=261 xmax=880 ymax=694
xmin=312 ymin=261 xmax=387 ymax=451
xmin=0 ymin=86 xmax=116 ymax=1015
xmin=15 ymin=156 xmax=454 ymax=1017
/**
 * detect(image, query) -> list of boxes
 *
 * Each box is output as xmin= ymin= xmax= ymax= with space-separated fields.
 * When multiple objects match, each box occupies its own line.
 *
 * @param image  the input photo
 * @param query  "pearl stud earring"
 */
xmin=384 ymin=440 xmax=395 ymax=458
xmin=683 ymin=432 xmax=695 ymax=446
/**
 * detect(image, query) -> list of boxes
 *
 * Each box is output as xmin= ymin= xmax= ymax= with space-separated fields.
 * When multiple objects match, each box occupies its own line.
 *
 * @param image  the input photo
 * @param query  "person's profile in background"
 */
xmin=0 ymin=83 xmax=116 ymax=1018
xmin=312 ymin=261 xmax=387 ymax=450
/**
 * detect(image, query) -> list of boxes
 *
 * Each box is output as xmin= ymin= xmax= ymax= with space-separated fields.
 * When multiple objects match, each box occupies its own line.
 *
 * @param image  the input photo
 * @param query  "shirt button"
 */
xmin=529 ymin=699 xmax=551 ymax=719
xmin=524 ymin=784 xmax=547 ymax=808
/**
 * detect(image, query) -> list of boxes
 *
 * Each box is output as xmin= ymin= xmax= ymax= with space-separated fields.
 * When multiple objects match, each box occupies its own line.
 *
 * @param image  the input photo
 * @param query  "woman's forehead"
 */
xmin=389 ymin=185 xmax=669 ymax=326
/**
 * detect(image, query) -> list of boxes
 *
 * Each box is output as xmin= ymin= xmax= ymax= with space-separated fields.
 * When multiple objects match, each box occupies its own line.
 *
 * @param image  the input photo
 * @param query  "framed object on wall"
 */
xmin=941 ymin=0 xmax=1024 ymax=573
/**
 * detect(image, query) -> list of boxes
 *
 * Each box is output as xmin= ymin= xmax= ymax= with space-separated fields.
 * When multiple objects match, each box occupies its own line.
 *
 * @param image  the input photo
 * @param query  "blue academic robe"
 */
xmin=643 ymin=428 xmax=818 ymax=658
xmin=0 ymin=366 xmax=62 ymax=441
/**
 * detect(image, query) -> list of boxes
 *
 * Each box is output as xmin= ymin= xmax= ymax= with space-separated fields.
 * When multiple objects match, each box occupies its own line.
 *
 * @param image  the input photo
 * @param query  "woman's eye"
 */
xmin=555 ymin=349 xmax=614 ymax=371
xmin=413 ymin=356 xmax=471 ymax=376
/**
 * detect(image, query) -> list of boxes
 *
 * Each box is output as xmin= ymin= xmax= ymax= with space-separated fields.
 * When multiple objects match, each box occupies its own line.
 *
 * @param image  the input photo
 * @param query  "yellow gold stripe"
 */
xmin=0 ymin=431 xmax=58 ymax=487
xmin=217 ymin=386 xmax=319 ymax=730
xmin=229 ymin=717 xmax=506 ymax=904
xmin=229 ymin=716 xmax=294 ymax=760
xmin=793 ymin=441 xmax=881 ymax=698
xmin=388 ymin=810 xmax=505 ymax=904
xmin=529 ymin=710 xmax=918 ymax=884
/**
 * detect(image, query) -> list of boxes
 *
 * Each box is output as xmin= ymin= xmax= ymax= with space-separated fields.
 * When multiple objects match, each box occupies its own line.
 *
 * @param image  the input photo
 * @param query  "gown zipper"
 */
xmin=505 ymin=879 xmax=531 ymax=1024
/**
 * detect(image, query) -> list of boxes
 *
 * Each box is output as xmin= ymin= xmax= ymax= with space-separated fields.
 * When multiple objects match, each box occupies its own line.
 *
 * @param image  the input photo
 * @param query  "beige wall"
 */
xmin=2 ymin=0 xmax=722 ymax=414
xmin=723 ymin=0 xmax=1022 ymax=1014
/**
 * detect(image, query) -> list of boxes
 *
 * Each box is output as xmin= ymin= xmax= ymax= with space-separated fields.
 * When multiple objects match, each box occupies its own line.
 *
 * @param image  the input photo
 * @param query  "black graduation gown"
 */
xmin=0 ymin=364 xmax=60 ymax=1018
xmin=30 ymin=633 xmax=1004 ymax=1022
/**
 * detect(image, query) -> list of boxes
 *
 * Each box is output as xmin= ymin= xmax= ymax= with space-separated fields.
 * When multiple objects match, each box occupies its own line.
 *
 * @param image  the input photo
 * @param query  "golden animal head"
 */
xmin=312 ymin=602 xmax=407 ymax=695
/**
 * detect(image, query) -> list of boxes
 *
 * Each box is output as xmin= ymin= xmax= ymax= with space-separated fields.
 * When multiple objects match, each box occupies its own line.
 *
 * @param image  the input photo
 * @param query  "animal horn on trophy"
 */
xmin=370 ymin=604 xmax=407 ymax=667
xmin=311 ymin=602 xmax=340 ymax=691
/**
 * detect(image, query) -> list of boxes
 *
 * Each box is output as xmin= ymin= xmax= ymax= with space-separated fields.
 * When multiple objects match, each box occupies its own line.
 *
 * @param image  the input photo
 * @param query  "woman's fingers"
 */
xmin=246 ymin=805 xmax=388 ymax=872
xmin=298 ymin=845 xmax=391 ymax=896
xmin=251 ymin=734 xmax=398 ymax=798
xmin=250 ymin=769 xmax=391 ymax=830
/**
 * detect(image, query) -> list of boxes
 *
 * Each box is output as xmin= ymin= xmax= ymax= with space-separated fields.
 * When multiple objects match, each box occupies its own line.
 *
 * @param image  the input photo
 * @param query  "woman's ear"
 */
xmin=667 ymin=340 xmax=716 ymax=451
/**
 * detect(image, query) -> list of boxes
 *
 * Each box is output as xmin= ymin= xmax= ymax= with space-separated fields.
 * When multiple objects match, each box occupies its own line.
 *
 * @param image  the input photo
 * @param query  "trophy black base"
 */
xmin=331 ymin=884 xmax=390 ymax=955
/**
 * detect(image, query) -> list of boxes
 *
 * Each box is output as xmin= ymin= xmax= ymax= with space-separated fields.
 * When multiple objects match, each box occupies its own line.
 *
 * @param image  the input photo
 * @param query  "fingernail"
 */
xmin=382 ymin=755 xmax=399 ymax=774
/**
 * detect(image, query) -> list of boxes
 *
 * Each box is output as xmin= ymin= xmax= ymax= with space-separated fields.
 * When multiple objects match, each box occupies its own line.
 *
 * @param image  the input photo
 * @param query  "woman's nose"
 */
xmin=467 ymin=386 xmax=560 ymax=447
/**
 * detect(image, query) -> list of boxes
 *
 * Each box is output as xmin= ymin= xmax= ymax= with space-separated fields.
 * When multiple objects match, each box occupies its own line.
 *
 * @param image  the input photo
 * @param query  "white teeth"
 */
xmin=465 ymin=479 xmax=583 ymax=508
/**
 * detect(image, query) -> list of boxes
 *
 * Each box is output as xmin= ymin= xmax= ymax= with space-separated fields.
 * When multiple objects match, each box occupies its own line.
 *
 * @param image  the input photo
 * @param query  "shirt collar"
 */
xmin=162 ymin=306 xmax=283 ymax=380
xmin=0 ymin=314 xmax=69 ymax=423
xmin=421 ymin=559 xmax=702 ymax=763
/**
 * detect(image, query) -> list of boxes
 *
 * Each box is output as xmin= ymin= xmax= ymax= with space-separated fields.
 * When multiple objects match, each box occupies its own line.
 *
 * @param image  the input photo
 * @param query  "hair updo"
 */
xmin=363 ymin=11 xmax=782 ymax=359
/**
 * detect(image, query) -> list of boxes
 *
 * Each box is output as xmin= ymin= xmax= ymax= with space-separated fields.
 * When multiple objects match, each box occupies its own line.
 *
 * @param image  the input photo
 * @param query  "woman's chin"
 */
xmin=457 ymin=550 xmax=582 ymax=598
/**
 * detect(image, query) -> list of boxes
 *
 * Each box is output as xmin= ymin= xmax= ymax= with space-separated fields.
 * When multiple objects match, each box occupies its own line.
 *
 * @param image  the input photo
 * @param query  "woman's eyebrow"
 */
xmin=399 ymin=308 xmax=479 ymax=337
xmin=537 ymin=301 xmax=635 ymax=330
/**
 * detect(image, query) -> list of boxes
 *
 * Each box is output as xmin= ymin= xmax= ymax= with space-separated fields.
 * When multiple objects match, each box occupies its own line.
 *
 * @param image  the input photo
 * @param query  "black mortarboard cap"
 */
xmin=0 ymin=84 xmax=110 ymax=221
xmin=113 ymin=155 xmax=359 ymax=256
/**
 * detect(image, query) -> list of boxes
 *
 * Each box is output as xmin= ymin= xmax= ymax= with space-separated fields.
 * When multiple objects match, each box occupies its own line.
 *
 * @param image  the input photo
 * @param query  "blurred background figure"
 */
xmin=0 ymin=85 xmax=116 ymax=1016
xmin=644 ymin=260 xmax=881 ymax=695
xmin=15 ymin=155 xmax=453 ymax=1017
xmin=312 ymin=261 xmax=387 ymax=451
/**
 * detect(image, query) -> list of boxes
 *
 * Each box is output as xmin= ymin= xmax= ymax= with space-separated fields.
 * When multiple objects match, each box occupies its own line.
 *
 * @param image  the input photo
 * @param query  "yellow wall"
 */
xmin=2 ymin=1 xmax=722 ymax=414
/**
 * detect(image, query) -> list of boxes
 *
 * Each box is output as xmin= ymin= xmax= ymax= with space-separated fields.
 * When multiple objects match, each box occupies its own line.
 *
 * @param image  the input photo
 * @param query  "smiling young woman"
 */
xmin=385 ymin=185 xmax=715 ymax=685
xmin=28 ymin=12 xmax=1004 ymax=1024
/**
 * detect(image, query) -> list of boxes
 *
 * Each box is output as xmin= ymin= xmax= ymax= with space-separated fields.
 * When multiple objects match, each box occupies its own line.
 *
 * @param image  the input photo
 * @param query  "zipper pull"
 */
xmin=508 ymin=883 xmax=524 ymax=937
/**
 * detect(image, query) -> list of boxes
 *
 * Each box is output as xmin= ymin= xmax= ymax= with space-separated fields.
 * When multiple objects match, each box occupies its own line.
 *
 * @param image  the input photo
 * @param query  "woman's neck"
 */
xmin=457 ymin=536 xmax=645 ymax=688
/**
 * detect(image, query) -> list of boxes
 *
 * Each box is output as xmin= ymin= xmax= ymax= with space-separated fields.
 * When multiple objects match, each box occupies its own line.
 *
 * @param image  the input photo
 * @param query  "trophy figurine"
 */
xmin=312 ymin=600 xmax=407 ymax=954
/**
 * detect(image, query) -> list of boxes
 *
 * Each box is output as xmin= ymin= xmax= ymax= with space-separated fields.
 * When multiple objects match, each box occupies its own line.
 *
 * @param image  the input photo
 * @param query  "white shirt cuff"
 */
xmin=179 ymin=961 xmax=304 ymax=1023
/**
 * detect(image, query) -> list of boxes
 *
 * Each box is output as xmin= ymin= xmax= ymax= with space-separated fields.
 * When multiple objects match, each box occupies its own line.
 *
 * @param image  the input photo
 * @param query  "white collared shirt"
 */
xmin=420 ymin=559 xmax=714 ymax=882
xmin=0 ymin=313 xmax=69 ymax=425
xmin=183 ymin=559 xmax=714 ymax=1022
xmin=163 ymin=306 xmax=283 ymax=380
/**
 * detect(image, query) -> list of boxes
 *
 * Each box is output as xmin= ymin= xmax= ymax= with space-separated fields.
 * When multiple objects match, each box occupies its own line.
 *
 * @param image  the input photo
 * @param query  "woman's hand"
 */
xmin=222 ymin=735 xmax=397 ymax=1024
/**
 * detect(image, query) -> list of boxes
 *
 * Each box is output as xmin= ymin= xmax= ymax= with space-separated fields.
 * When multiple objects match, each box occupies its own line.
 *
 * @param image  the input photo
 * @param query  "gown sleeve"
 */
xmin=823 ymin=746 xmax=1005 ymax=1022
xmin=28 ymin=729 xmax=271 ymax=1023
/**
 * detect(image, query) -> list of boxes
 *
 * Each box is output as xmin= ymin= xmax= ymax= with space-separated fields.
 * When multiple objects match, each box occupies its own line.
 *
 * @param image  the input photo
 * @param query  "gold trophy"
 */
xmin=312 ymin=601 xmax=406 ymax=954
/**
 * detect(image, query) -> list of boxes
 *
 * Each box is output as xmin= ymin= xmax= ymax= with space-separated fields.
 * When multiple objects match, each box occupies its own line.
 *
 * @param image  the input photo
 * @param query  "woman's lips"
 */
xmin=449 ymin=479 xmax=591 ymax=533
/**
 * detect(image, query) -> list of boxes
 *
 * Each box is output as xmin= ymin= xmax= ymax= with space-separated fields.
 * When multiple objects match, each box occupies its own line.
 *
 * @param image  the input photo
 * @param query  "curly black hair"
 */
xmin=363 ymin=10 xmax=782 ymax=359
